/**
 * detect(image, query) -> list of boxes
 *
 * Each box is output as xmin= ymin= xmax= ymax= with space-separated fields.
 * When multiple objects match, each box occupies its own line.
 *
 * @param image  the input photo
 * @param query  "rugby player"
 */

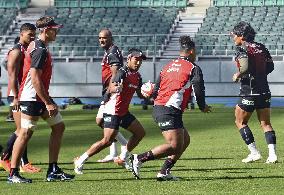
xmin=231 ymin=21 xmax=277 ymax=163
xmin=8 ymin=17 xmax=75 ymax=183
xmin=129 ymin=35 xmax=211 ymax=181
xmin=0 ymin=24 xmax=41 ymax=173
xmin=74 ymin=48 xmax=147 ymax=174
xmin=95 ymin=29 xmax=128 ymax=163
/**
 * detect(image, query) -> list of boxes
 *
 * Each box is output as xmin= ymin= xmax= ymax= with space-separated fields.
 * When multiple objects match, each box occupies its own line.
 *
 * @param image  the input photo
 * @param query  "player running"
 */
xmin=95 ymin=29 xmax=128 ymax=164
xmin=129 ymin=35 xmax=211 ymax=181
xmin=231 ymin=21 xmax=277 ymax=163
xmin=74 ymin=48 xmax=147 ymax=174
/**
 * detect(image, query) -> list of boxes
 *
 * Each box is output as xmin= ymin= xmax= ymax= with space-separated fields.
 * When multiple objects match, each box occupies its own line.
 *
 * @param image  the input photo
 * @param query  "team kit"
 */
xmin=0 ymin=17 xmax=277 ymax=183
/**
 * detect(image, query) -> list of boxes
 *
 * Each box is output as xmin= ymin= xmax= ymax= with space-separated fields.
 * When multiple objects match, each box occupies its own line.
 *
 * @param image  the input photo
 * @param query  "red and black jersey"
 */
xmin=153 ymin=57 xmax=206 ymax=112
xmin=6 ymin=43 xmax=25 ymax=97
xmin=235 ymin=42 xmax=273 ymax=96
xmin=104 ymin=65 xmax=142 ymax=116
xmin=19 ymin=39 xmax=52 ymax=102
xmin=101 ymin=44 xmax=123 ymax=96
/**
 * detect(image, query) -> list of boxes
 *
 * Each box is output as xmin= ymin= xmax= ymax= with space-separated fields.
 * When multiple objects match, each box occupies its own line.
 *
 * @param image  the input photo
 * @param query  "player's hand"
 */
xmin=114 ymin=79 xmax=123 ymax=93
xmin=201 ymin=104 xmax=212 ymax=113
xmin=11 ymin=97 xmax=20 ymax=112
xmin=232 ymin=73 xmax=240 ymax=82
xmin=46 ymin=103 xmax=58 ymax=117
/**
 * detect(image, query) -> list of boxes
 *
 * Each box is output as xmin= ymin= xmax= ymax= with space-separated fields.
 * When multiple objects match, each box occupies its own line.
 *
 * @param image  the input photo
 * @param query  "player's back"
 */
xmin=240 ymin=42 xmax=272 ymax=95
xmin=155 ymin=58 xmax=194 ymax=111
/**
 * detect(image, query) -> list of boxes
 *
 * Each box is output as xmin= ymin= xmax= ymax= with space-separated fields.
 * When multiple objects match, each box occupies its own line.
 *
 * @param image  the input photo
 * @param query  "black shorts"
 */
xmin=103 ymin=112 xmax=136 ymax=130
xmin=152 ymin=105 xmax=184 ymax=131
xmin=238 ymin=94 xmax=271 ymax=113
xmin=20 ymin=98 xmax=56 ymax=117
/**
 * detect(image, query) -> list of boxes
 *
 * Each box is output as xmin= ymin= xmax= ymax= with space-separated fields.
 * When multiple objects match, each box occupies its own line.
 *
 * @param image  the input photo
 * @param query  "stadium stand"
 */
xmin=195 ymin=1 xmax=284 ymax=56
xmin=0 ymin=0 xmax=29 ymax=8
xmin=0 ymin=9 xmax=18 ymax=35
xmin=54 ymin=0 xmax=187 ymax=8
xmin=45 ymin=7 xmax=180 ymax=57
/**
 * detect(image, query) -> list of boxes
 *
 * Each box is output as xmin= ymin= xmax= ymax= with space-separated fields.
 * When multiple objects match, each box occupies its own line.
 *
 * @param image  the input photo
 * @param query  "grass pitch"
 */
xmin=0 ymin=104 xmax=284 ymax=194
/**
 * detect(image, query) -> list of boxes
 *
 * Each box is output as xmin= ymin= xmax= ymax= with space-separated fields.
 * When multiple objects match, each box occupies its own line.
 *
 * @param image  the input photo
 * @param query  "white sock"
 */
xmin=247 ymin=142 xmax=259 ymax=155
xmin=119 ymin=146 xmax=129 ymax=160
xmin=268 ymin=144 xmax=277 ymax=157
xmin=109 ymin=142 xmax=118 ymax=157
xmin=116 ymin=132 xmax=128 ymax=146
xmin=77 ymin=152 xmax=89 ymax=165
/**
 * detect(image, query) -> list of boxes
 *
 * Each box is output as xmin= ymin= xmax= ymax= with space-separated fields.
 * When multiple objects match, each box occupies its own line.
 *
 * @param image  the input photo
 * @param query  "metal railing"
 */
xmin=0 ymin=34 xmax=170 ymax=59
xmin=211 ymin=0 xmax=284 ymax=6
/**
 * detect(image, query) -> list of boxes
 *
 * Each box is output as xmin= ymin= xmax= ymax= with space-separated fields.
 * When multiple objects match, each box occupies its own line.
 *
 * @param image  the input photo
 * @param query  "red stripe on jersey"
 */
xmin=19 ymin=40 xmax=52 ymax=102
xmin=105 ymin=71 xmax=141 ymax=116
xmin=154 ymin=58 xmax=194 ymax=111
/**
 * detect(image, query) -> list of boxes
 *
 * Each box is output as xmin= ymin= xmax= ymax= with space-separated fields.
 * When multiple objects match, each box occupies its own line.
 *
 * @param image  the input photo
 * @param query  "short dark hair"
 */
xmin=232 ymin=21 xmax=256 ymax=42
xmin=179 ymin=35 xmax=195 ymax=51
xmin=20 ymin=23 xmax=36 ymax=32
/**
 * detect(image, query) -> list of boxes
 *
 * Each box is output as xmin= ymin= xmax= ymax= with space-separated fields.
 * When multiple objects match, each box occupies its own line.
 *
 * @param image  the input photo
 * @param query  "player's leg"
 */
xmin=130 ymin=128 xmax=184 ymax=180
xmin=8 ymin=111 xmax=37 ymax=183
xmin=41 ymin=110 xmax=75 ymax=181
xmin=12 ymin=109 xmax=40 ymax=173
xmin=256 ymin=108 xmax=277 ymax=163
xmin=235 ymin=99 xmax=261 ymax=163
xmin=123 ymin=113 xmax=145 ymax=152
xmin=74 ymin=114 xmax=119 ymax=174
xmin=114 ymin=114 xmax=145 ymax=168
xmin=96 ymin=105 xmax=128 ymax=163
xmin=0 ymin=97 xmax=18 ymax=171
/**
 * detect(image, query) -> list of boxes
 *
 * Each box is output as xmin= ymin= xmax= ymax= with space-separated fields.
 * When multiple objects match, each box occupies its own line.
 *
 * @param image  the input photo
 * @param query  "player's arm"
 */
xmin=233 ymin=46 xmax=248 ymax=82
xmin=7 ymin=49 xmax=21 ymax=110
xmin=151 ymin=75 xmax=161 ymax=99
xmin=136 ymin=76 xmax=146 ymax=99
xmin=30 ymin=48 xmax=57 ymax=116
xmin=190 ymin=65 xmax=211 ymax=113
xmin=108 ymin=65 xmax=121 ymax=93
xmin=107 ymin=52 xmax=123 ymax=93
xmin=264 ymin=47 xmax=274 ymax=74
xmin=109 ymin=68 xmax=126 ymax=93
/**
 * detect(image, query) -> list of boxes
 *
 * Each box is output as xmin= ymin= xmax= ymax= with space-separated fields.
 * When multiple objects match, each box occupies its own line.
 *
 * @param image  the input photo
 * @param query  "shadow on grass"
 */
xmin=182 ymin=175 xmax=284 ymax=181
xmin=180 ymin=157 xmax=234 ymax=161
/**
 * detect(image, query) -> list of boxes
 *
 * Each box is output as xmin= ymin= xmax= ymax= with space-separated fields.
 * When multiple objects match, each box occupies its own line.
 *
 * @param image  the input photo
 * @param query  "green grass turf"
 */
xmin=0 ymin=104 xmax=284 ymax=194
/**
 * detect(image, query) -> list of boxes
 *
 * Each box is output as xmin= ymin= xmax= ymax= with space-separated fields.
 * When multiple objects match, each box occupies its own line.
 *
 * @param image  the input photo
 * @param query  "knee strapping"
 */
xmin=45 ymin=113 xmax=63 ymax=126
xmin=21 ymin=118 xmax=37 ymax=131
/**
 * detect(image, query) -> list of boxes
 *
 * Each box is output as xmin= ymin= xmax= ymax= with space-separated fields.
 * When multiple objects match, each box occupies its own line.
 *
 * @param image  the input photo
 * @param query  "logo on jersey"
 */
xmin=167 ymin=62 xmax=181 ymax=73
xmin=128 ymin=84 xmax=138 ymax=89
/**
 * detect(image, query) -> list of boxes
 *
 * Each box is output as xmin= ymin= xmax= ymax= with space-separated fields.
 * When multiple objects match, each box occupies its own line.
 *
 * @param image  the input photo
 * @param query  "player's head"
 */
xmin=98 ymin=29 xmax=113 ymax=50
xmin=231 ymin=21 xmax=256 ymax=45
xmin=179 ymin=35 xmax=196 ymax=62
xmin=19 ymin=23 xmax=36 ymax=45
xmin=127 ymin=48 xmax=146 ymax=71
xmin=36 ymin=16 xmax=63 ymax=42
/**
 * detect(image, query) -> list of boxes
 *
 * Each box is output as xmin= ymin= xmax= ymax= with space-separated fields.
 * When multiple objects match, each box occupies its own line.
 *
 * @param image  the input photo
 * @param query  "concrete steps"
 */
xmin=161 ymin=3 xmax=209 ymax=58
xmin=0 ymin=8 xmax=43 ymax=56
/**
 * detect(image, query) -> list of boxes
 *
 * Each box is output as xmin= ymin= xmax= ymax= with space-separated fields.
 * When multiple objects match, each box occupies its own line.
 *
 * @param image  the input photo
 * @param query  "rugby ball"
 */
xmin=141 ymin=81 xmax=155 ymax=98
